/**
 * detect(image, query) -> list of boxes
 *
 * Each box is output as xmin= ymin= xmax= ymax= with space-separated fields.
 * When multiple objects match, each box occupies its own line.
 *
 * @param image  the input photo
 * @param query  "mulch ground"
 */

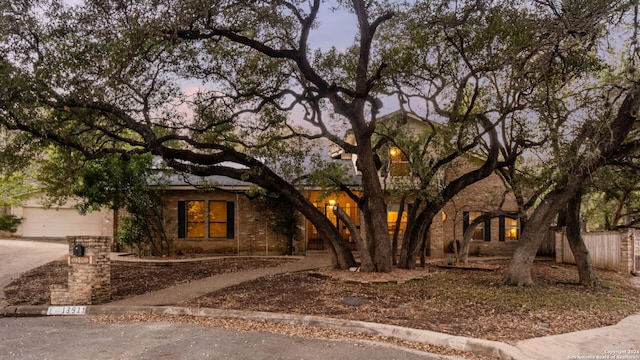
xmin=5 ymin=257 xmax=640 ymax=346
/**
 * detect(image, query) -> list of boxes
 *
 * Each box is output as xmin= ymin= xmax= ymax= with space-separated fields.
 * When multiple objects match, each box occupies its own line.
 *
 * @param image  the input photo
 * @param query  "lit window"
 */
xmin=388 ymin=204 xmax=407 ymax=235
xmin=504 ymin=217 xmax=518 ymax=241
xmin=209 ymin=201 xmax=228 ymax=238
xmin=186 ymin=201 xmax=205 ymax=238
xmin=389 ymin=147 xmax=409 ymax=176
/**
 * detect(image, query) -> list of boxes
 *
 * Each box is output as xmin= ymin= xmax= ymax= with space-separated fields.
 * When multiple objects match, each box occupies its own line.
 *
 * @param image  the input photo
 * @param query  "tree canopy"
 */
xmin=1 ymin=0 xmax=639 ymax=279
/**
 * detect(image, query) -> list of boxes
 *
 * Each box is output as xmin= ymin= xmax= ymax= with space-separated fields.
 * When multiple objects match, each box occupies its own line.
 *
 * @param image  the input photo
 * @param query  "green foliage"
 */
xmin=73 ymin=153 xmax=161 ymax=213
xmin=75 ymin=154 xmax=171 ymax=256
xmin=472 ymin=246 xmax=482 ymax=257
xmin=585 ymin=164 xmax=640 ymax=230
xmin=0 ymin=172 xmax=37 ymax=206
xmin=260 ymin=195 xmax=300 ymax=255
xmin=0 ymin=214 xmax=22 ymax=233
xmin=35 ymin=151 xmax=171 ymax=256
xmin=34 ymin=147 xmax=87 ymax=207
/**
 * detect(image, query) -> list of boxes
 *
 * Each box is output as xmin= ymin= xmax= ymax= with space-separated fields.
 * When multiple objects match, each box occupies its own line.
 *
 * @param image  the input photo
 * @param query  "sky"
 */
xmin=309 ymin=5 xmax=358 ymax=51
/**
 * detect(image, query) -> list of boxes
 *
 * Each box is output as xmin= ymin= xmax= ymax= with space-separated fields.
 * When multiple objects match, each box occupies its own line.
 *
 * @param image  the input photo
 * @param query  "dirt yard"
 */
xmin=5 ymin=257 xmax=640 ymax=346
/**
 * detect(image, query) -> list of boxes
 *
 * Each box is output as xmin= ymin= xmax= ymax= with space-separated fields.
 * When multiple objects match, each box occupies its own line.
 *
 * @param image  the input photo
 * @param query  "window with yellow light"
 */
xmin=387 ymin=204 xmax=407 ymax=235
xmin=504 ymin=217 xmax=518 ymax=240
xmin=389 ymin=147 xmax=409 ymax=176
xmin=186 ymin=200 xmax=205 ymax=238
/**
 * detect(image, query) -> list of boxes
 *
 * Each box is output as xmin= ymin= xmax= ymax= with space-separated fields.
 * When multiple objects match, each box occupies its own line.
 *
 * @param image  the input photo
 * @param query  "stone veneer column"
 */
xmin=619 ymin=231 xmax=634 ymax=274
xmin=50 ymin=236 xmax=112 ymax=305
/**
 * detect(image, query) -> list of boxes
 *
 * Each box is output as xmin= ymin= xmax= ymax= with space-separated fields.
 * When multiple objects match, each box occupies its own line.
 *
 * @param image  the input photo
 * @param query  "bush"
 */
xmin=0 ymin=214 xmax=22 ymax=234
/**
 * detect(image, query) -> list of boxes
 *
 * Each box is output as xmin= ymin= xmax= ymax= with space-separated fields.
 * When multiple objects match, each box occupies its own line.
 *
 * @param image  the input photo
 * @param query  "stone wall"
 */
xmin=50 ymin=236 xmax=112 ymax=305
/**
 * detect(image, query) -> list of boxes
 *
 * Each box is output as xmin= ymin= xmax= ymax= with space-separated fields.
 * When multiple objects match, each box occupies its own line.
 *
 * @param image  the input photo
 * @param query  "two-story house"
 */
xmin=132 ymin=111 xmax=526 ymax=258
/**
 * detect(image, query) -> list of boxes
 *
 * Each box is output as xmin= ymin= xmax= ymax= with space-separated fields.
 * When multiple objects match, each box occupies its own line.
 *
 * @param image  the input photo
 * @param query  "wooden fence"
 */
xmin=556 ymin=229 xmax=638 ymax=273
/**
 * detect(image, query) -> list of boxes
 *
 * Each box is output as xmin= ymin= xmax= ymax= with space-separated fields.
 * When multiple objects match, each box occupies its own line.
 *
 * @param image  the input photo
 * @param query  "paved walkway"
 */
xmin=516 ymin=314 xmax=640 ymax=359
xmin=107 ymin=253 xmax=332 ymax=306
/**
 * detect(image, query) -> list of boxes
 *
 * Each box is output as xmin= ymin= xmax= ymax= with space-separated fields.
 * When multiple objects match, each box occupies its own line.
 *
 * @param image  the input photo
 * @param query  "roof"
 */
xmin=153 ymin=153 xmax=362 ymax=191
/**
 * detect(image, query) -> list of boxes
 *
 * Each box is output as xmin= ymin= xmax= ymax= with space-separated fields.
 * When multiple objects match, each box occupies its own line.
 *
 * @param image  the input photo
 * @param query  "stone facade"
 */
xmin=50 ymin=236 xmax=112 ymax=305
xmin=383 ymin=155 xmax=525 ymax=258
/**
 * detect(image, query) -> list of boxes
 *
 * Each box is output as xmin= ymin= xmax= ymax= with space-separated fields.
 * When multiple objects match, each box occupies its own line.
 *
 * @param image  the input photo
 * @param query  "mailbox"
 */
xmin=72 ymin=244 xmax=85 ymax=257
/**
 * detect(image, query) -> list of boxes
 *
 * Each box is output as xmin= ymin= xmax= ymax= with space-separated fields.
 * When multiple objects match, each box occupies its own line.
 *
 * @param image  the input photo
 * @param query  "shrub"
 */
xmin=0 ymin=214 xmax=22 ymax=234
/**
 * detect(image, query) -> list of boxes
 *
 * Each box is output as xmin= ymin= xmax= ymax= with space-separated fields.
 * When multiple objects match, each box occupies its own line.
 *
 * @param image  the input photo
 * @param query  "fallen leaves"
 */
xmin=187 ymin=260 xmax=640 ymax=344
xmin=5 ymin=257 xmax=640 ymax=349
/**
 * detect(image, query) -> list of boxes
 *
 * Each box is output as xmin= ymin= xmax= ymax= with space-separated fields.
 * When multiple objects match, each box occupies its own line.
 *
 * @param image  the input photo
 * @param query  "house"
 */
xmin=157 ymin=111 xmax=531 ymax=259
xmin=159 ymin=173 xmax=306 ymax=255
xmin=5 ymin=193 xmax=113 ymax=239
xmin=157 ymin=152 xmax=364 ymax=256
xmin=4 ymin=111 xmax=529 ymax=260
xmin=318 ymin=111 xmax=525 ymax=258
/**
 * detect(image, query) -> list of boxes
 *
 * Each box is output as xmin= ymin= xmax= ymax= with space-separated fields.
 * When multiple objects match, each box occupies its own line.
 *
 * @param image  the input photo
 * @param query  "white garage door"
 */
xmin=20 ymin=207 xmax=104 ymax=238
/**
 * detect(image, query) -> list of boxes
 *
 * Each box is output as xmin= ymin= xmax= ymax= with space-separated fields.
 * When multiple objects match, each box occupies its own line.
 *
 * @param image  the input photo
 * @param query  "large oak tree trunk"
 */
xmin=566 ymin=188 xmax=597 ymax=286
xmin=333 ymin=205 xmax=374 ymax=271
xmin=504 ymin=83 xmax=640 ymax=285
xmin=504 ymin=193 xmax=571 ymax=285
xmin=398 ymin=210 xmax=435 ymax=269
xmin=356 ymin=135 xmax=393 ymax=272
xmin=398 ymin=114 xmax=501 ymax=269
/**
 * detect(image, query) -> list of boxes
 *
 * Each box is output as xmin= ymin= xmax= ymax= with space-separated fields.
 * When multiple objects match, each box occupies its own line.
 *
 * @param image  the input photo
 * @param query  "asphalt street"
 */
xmin=0 ymin=316 xmax=456 ymax=360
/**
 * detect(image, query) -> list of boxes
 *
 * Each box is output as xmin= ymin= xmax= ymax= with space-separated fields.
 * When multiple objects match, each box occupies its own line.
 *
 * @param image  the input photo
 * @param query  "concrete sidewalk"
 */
xmin=515 ymin=314 xmax=640 ymax=359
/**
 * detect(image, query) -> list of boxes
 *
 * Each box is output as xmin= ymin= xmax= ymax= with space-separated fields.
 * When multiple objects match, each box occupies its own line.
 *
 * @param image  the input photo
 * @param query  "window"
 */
xmin=463 ymin=211 xmax=491 ymax=241
xmin=209 ymin=201 xmax=228 ymax=238
xmin=306 ymin=199 xmax=360 ymax=250
xmin=186 ymin=201 xmax=205 ymax=238
xmin=178 ymin=201 xmax=234 ymax=239
xmin=389 ymin=147 xmax=409 ymax=176
xmin=388 ymin=204 xmax=407 ymax=236
xmin=499 ymin=216 xmax=519 ymax=241
xmin=341 ymin=203 xmax=359 ymax=237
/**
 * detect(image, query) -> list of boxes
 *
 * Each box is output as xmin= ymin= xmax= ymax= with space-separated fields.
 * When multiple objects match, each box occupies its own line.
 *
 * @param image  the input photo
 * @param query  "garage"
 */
xmin=18 ymin=206 xmax=110 ymax=238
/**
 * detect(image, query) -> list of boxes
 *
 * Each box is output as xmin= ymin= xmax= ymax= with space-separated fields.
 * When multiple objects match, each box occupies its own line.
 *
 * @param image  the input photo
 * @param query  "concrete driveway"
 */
xmin=0 ymin=239 xmax=68 ymax=306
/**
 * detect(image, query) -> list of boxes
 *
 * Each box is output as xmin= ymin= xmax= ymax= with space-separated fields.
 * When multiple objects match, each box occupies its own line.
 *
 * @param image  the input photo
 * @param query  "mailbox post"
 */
xmin=50 ymin=236 xmax=112 ymax=305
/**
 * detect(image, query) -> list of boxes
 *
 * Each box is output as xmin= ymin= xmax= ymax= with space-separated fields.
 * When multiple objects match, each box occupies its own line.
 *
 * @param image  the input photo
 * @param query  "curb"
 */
xmin=110 ymin=254 xmax=306 ymax=266
xmin=1 ymin=305 xmax=529 ymax=360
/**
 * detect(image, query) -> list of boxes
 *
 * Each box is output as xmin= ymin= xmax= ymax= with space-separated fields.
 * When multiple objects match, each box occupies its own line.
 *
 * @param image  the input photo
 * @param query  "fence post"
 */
xmin=619 ymin=230 xmax=634 ymax=274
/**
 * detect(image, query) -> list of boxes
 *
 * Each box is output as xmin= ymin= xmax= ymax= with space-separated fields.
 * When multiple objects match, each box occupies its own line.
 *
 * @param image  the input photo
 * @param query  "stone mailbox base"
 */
xmin=50 ymin=236 xmax=112 ymax=305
